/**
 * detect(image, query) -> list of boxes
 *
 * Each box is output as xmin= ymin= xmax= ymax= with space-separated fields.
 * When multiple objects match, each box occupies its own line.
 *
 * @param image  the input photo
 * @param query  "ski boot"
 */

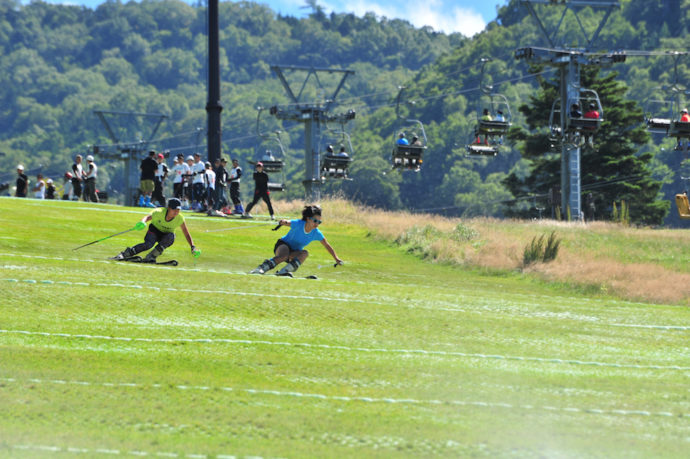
xmin=250 ymin=258 xmax=276 ymax=274
xmin=143 ymin=246 xmax=164 ymax=263
xmin=112 ymin=247 xmax=137 ymax=261
xmin=276 ymin=259 xmax=301 ymax=277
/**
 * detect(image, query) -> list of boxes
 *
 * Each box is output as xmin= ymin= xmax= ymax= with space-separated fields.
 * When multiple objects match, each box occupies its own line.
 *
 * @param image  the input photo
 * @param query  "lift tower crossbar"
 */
xmin=516 ymin=0 xmax=621 ymax=220
xmin=92 ymin=110 xmax=167 ymax=206
xmin=269 ymin=65 xmax=355 ymax=201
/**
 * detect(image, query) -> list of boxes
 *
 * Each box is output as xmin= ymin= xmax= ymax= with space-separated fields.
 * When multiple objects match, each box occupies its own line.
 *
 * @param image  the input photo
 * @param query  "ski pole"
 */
xmin=317 ymin=261 xmax=344 ymax=269
xmin=72 ymin=221 xmax=146 ymax=251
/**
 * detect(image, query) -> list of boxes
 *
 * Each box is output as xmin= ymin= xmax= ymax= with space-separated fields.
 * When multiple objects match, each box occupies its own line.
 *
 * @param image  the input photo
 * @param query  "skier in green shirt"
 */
xmin=113 ymin=198 xmax=198 ymax=263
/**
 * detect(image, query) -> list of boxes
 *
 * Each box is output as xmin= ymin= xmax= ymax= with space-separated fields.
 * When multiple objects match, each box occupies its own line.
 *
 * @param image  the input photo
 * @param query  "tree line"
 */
xmin=1 ymin=0 xmax=688 ymax=226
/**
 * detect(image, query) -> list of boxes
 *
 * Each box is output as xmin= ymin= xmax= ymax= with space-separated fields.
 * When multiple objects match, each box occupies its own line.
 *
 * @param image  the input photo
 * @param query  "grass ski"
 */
xmin=275 ymin=272 xmax=318 ymax=279
xmin=112 ymin=256 xmax=178 ymax=266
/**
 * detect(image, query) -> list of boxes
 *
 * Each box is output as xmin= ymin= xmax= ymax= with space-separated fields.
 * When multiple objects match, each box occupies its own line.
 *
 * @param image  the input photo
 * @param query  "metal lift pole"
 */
xmin=516 ymin=0 xmax=621 ymax=220
xmin=562 ymin=59 xmax=582 ymax=220
xmin=206 ymin=0 xmax=222 ymax=164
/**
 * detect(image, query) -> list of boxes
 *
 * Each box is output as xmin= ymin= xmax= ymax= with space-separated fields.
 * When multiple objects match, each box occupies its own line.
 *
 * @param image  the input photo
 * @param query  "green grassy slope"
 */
xmin=1 ymin=198 xmax=689 ymax=458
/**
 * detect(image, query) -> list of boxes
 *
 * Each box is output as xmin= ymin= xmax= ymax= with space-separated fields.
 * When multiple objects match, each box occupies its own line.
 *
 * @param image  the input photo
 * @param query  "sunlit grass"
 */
xmin=1 ymin=197 xmax=689 ymax=458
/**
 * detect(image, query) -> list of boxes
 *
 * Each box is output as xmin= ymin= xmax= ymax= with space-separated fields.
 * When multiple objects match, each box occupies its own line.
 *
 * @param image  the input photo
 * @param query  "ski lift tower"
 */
xmin=268 ymin=65 xmax=355 ymax=201
xmin=515 ymin=0 xmax=625 ymax=220
xmin=91 ymin=110 xmax=167 ymax=206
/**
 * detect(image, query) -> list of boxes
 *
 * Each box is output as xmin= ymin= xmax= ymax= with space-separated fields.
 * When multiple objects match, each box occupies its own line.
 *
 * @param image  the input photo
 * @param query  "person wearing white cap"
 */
xmin=15 ymin=165 xmax=28 ymax=198
xmin=45 ymin=178 xmax=56 ymax=199
xmin=171 ymin=154 xmax=190 ymax=204
xmin=83 ymin=155 xmax=98 ymax=202
xmin=183 ymin=155 xmax=195 ymax=209
xmin=71 ymin=154 xmax=84 ymax=201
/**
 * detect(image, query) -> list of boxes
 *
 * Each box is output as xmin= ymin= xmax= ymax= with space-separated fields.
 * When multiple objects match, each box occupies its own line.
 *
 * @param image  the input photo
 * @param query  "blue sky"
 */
xmin=26 ymin=0 xmax=509 ymax=36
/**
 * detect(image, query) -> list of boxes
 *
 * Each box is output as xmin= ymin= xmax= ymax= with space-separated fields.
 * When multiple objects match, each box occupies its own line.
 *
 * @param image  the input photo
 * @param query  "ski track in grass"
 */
xmin=2 ymin=329 xmax=689 ymax=372
xmin=2 ymin=376 xmax=688 ymax=420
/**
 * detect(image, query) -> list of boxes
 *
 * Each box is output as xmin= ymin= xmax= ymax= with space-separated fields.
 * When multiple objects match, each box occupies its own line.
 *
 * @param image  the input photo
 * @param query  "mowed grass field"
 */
xmin=1 ymin=197 xmax=689 ymax=458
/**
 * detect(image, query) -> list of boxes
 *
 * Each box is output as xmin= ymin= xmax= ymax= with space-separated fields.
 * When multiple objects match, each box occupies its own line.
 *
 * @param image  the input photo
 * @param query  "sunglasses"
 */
xmin=311 ymin=218 xmax=322 ymax=224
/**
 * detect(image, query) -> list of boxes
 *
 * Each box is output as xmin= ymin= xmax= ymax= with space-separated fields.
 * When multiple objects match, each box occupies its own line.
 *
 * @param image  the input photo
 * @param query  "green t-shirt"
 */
xmin=150 ymin=208 xmax=185 ymax=233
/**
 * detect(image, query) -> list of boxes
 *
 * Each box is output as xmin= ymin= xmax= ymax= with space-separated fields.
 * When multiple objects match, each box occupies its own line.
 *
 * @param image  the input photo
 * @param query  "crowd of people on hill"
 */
xmin=136 ymin=150 xmax=279 ymax=219
xmin=9 ymin=154 xmax=100 ymax=201
xmin=6 ymin=150 xmax=280 ymax=220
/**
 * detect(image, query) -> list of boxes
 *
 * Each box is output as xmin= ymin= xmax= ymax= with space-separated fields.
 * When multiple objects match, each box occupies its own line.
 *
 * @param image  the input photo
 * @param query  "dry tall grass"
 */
xmin=275 ymin=198 xmax=690 ymax=306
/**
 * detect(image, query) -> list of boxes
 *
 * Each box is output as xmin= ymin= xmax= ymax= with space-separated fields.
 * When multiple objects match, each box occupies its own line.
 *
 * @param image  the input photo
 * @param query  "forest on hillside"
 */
xmin=0 ymin=0 xmax=689 ymax=225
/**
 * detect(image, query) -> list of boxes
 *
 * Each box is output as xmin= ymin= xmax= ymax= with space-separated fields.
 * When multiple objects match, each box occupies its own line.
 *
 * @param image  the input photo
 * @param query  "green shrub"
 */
xmin=523 ymin=231 xmax=561 ymax=267
xmin=451 ymin=223 xmax=479 ymax=242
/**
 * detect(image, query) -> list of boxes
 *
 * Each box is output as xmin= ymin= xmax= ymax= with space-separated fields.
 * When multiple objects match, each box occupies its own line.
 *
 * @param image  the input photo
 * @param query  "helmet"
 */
xmin=157 ymin=153 xmax=164 ymax=159
xmin=186 ymin=155 xmax=194 ymax=161
xmin=86 ymin=155 xmax=94 ymax=161
xmin=682 ymin=108 xmax=688 ymax=114
xmin=256 ymin=161 xmax=264 ymax=167
xmin=64 ymin=172 xmax=73 ymax=179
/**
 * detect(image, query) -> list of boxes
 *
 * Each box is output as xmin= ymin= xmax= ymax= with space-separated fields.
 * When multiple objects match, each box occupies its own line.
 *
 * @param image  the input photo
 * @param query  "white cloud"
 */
xmin=330 ymin=0 xmax=486 ymax=36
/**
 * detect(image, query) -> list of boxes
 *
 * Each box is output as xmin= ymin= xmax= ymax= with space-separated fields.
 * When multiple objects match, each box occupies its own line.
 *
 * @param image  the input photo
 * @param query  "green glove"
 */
xmin=191 ymin=245 xmax=201 ymax=258
xmin=134 ymin=221 xmax=146 ymax=231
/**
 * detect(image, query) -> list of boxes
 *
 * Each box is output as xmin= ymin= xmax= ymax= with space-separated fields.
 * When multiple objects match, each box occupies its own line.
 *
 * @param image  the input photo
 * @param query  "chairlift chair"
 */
xmin=476 ymin=94 xmax=512 ymax=138
xmin=668 ymin=107 xmax=690 ymax=139
xmin=644 ymin=99 xmax=674 ymax=134
xmin=391 ymin=120 xmax=427 ymax=171
xmin=675 ymin=192 xmax=690 ymax=219
xmin=467 ymin=94 xmax=511 ymax=156
xmin=253 ymin=107 xmax=287 ymax=192
xmin=320 ymin=130 xmax=354 ymax=180
xmin=565 ymin=89 xmax=604 ymax=132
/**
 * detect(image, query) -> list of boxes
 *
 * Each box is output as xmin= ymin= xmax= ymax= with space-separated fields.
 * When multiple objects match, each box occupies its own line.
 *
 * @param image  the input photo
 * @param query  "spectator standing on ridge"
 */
xmin=32 ymin=173 xmax=45 ymax=199
xmin=183 ymin=155 xmax=195 ymax=209
xmin=243 ymin=162 xmax=274 ymax=219
xmin=211 ymin=157 xmax=229 ymax=214
xmin=152 ymin=153 xmax=169 ymax=207
xmin=139 ymin=150 xmax=158 ymax=208
xmin=229 ymin=158 xmax=244 ymax=215
xmin=171 ymin=154 xmax=189 ymax=202
xmin=71 ymin=155 xmax=85 ymax=201
xmin=191 ymin=153 xmax=206 ymax=211
xmin=83 ymin=155 xmax=98 ymax=202
xmin=15 ymin=165 xmax=28 ymax=197
xmin=62 ymin=172 xmax=73 ymax=200
xmin=45 ymin=178 xmax=56 ymax=199
xmin=203 ymin=161 xmax=216 ymax=212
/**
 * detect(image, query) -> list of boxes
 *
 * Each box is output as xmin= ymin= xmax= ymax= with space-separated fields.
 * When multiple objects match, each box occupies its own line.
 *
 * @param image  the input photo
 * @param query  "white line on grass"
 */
xmin=2 ymin=377 xmax=686 ymax=420
xmin=0 ymin=252 xmax=663 ymax=311
xmin=2 ymin=329 xmax=689 ymax=372
xmin=610 ymin=323 xmax=690 ymax=331
xmin=1 ymin=278 xmax=388 ymax=306
xmin=3 ymin=274 xmax=688 ymax=328
xmin=10 ymin=443 xmax=254 ymax=458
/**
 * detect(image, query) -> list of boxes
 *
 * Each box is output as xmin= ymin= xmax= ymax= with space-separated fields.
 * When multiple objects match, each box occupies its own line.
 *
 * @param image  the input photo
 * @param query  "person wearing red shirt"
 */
xmin=678 ymin=109 xmax=690 ymax=150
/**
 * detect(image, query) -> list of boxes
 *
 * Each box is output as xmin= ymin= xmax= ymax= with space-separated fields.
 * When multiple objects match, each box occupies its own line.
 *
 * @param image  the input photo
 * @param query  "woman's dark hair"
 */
xmin=302 ymin=204 xmax=322 ymax=221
